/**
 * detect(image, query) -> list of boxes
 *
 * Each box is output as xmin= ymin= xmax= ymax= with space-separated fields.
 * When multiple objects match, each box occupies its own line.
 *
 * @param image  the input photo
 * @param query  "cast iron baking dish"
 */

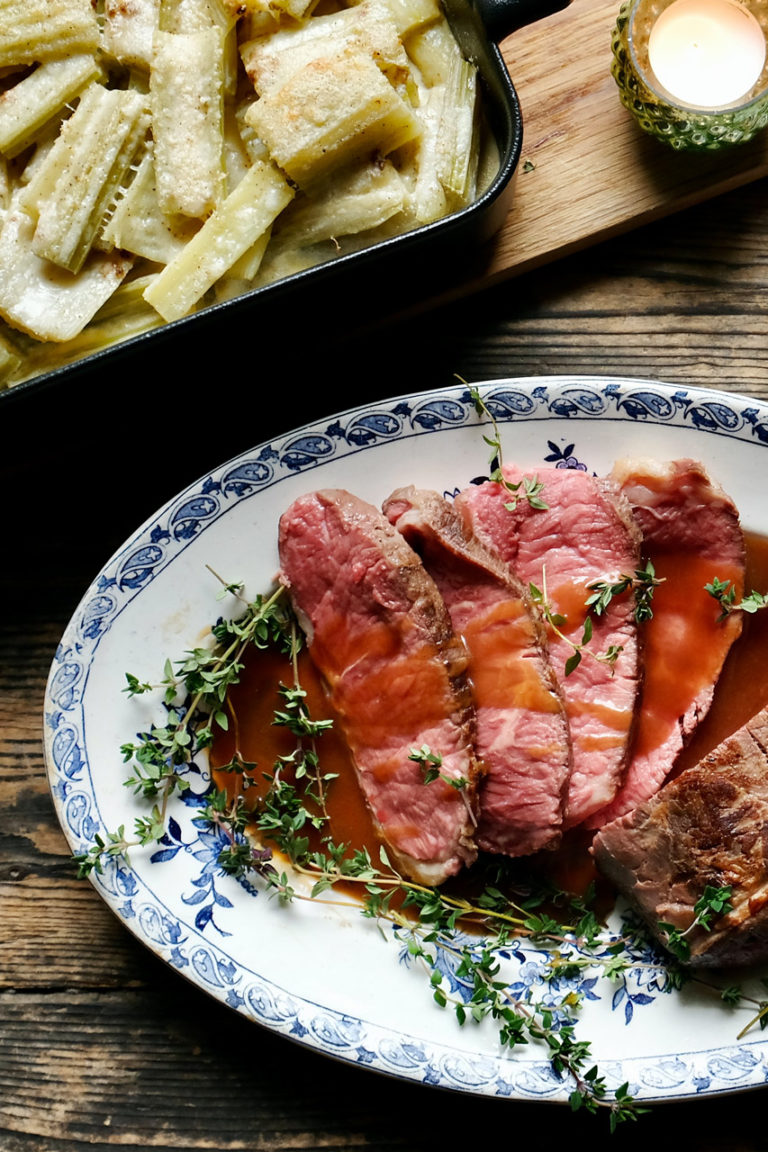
xmin=1 ymin=0 xmax=570 ymax=407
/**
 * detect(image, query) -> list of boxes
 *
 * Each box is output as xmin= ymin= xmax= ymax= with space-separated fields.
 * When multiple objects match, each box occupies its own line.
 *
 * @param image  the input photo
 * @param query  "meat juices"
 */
xmin=456 ymin=466 xmax=643 ymax=829
xmin=278 ymin=488 xmax=481 ymax=887
xmin=383 ymin=485 xmax=572 ymax=858
xmin=592 ymin=707 xmax=768 ymax=968
xmin=587 ymin=458 xmax=746 ymax=829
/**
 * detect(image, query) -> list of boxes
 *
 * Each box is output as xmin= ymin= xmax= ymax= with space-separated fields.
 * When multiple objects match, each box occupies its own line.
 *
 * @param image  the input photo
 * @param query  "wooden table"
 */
xmin=5 ymin=151 xmax=768 ymax=1149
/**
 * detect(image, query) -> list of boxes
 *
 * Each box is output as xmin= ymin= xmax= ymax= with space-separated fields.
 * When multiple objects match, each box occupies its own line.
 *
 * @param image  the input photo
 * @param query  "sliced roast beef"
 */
xmin=593 ymin=706 xmax=768 ymax=968
xmin=455 ymin=465 xmax=642 ymax=829
xmin=277 ymin=488 xmax=481 ymax=886
xmin=383 ymin=485 xmax=572 ymax=858
xmin=586 ymin=458 xmax=745 ymax=829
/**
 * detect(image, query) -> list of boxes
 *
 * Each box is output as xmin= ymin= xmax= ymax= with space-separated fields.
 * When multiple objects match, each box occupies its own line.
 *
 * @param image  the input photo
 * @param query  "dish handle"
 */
xmin=474 ymin=0 xmax=572 ymax=43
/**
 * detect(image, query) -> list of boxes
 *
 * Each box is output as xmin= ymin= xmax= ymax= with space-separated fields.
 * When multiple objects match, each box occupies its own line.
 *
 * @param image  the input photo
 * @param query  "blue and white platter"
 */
xmin=44 ymin=375 xmax=768 ymax=1105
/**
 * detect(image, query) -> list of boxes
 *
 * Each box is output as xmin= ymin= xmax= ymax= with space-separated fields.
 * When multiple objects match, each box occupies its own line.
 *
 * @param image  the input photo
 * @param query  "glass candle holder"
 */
xmin=611 ymin=0 xmax=768 ymax=149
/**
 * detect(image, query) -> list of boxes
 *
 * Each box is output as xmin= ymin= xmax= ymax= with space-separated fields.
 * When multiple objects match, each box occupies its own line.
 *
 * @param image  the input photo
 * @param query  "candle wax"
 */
xmin=648 ymin=0 xmax=766 ymax=108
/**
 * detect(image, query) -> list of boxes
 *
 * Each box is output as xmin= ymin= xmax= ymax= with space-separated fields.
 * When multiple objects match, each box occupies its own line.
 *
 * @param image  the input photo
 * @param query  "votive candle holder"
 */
xmin=611 ymin=0 xmax=768 ymax=149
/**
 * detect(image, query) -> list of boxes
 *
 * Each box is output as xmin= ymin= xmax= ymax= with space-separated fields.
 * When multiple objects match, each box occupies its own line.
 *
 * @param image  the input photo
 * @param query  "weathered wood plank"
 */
xmin=1 ymin=988 xmax=767 ymax=1151
xmin=0 ymin=877 xmax=145 ymax=990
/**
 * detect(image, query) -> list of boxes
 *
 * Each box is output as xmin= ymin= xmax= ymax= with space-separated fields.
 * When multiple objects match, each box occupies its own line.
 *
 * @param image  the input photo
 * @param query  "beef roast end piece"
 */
xmin=593 ymin=707 xmax=768 ymax=968
xmin=278 ymin=487 xmax=481 ymax=887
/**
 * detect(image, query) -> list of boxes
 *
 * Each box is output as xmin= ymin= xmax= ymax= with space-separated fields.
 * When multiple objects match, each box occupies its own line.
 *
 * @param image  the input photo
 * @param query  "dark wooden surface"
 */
xmin=5 ymin=172 xmax=768 ymax=1151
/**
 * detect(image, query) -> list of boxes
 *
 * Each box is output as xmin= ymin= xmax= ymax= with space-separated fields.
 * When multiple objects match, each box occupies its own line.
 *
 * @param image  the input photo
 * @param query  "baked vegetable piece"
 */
xmin=245 ymin=45 xmax=421 ymax=189
xmin=20 ymin=84 xmax=151 ymax=274
xmin=0 ymin=54 xmax=103 ymax=158
xmin=0 ymin=200 xmax=134 ymax=342
xmin=143 ymin=159 xmax=294 ymax=322
xmin=0 ymin=0 xmax=99 ymax=68
xmin=102 ymin=0 xmax=160 ymax=69
xmin=150 ymin=27 xmax=228 ymax=221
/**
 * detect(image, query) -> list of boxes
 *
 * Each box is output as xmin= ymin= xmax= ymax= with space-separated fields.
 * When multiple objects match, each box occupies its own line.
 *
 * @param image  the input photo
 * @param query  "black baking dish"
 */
xmin=1 ymin=0 xmax=570 ymax=410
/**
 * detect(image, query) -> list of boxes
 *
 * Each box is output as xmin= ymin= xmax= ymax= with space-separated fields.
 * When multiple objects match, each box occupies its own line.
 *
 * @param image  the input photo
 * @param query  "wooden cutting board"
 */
xmin=478 ymin=0 xmax=768 ymax=282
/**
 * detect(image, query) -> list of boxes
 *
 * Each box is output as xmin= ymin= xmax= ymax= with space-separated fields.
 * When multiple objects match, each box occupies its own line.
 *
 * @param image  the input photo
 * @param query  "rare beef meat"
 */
xmin=278 ymin=488 xmax=481 ymax=886
xmin=455 ymin=465 xmax=642 ymax=829
xmin=587 ymin=458 xmax=745 ymax=828
xmin=593 ymin=706 xmax=768 ymax=968
xmin=383 ymin=485 xmax=572 ymax=858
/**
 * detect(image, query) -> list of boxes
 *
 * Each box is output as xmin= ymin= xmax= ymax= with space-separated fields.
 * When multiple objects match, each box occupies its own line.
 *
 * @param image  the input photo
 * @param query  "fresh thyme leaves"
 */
xmin=469 ymin=385 xmax=548 ymax=512
xmin=201 ymin=786 xmax=270 ymax=877
xmin=528 ymin=560 xmax=663 ymax=676
xmin=409 ymin=743 xmax=443 ymax=782
xmin=409 ymin=744 xmax=477 ymax=829
xmin=382 ymin=884 xmax=653 ymax=1129
xmin=74 ymin=825 xmax=135 ymax=877
xmin=658 ymin=885 xmax=734 ymax=963
xmin=692 ymin=885 xmax=734 ymax=929
xmin=409 ymin=744 xmax=469 ymax=791
xmin=529 ymin=573 xmax=623 ymax=676
xmin=586 ymin=560 xmax=663 ymax=624
xmin=73 ymin=576 xmax=293 ymax=879
xmin=499 ymin=474 xmax=548 ymax=513
xmin=705 ymin=577 xmax=768 ymax=621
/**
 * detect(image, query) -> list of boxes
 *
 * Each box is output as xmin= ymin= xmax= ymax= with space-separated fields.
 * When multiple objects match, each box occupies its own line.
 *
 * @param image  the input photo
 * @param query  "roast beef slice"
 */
xmin=278 ymin=487 xmax=481 ymax=887
xmin=587 ymin=458 xmax=745 ymax=829
xmin=384 ymin=485 xmax=572 ymax=858
xmin=456 ymin=465 xmax=643 ymax=829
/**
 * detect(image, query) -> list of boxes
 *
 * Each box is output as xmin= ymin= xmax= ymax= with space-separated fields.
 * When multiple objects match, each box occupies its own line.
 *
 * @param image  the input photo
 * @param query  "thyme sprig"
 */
xmin=408 ymin=744 xmax=471 ymax=793
xmin=74 ymin=574 xmax=292 ymax=878
xmin=408 ymin=744 xmax=477 ymax=828
xmin=528 ymin=561 xmax=663 ymax=677
xmin=585 ymin=560 xmax=663 ymax=624
xmin=735 ymin=979 xmax=768 ymax=1038
xmin=658 ymin=885 xmax=734 ymax=963
xmin=529 ymin=570 xmax=624 ymax=677
xmin=274 ymin=839 xmax=650 ymax=1127
xmin=705 ymin=577 xmax=768 ymax=621
xmin=469 ymin=385 xmax=548 ymax=512
xmin=402 ymin=923 xmax=647 ymax=1130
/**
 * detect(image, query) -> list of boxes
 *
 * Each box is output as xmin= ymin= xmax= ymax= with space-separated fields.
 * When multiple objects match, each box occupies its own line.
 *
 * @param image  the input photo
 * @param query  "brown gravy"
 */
xmin=673 ymin=532 xmax=768 ymax=773
xmin=211 ymin=644 xmax=374 ymax=853
xmin=211 ymin=531 xmax=768 ymax=898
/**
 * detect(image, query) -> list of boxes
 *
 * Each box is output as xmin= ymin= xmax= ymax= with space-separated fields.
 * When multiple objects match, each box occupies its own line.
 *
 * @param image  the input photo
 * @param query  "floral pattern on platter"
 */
xmin=43 ymin=376 xmax=768 ymax=1105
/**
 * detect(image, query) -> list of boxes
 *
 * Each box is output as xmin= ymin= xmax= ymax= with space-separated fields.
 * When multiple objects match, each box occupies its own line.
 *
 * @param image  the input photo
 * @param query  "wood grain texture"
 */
xmin=4 ymin=177 xmax=768 ymax=1150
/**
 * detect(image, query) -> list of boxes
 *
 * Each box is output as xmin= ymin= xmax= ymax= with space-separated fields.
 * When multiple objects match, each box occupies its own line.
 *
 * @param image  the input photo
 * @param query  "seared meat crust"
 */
xmin=593 ymin=707 xmax=768 ymax=968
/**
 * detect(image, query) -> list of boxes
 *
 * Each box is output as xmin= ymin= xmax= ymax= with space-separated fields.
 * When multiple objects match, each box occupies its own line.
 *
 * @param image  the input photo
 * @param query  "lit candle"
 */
xmin=648 ymin=0 xmax=766 ymax=108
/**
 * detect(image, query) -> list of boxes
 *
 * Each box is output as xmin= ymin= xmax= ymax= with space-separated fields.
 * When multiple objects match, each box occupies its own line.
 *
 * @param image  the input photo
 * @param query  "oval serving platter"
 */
xmin=44 ymin=375 xmax=768 ymax=1106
